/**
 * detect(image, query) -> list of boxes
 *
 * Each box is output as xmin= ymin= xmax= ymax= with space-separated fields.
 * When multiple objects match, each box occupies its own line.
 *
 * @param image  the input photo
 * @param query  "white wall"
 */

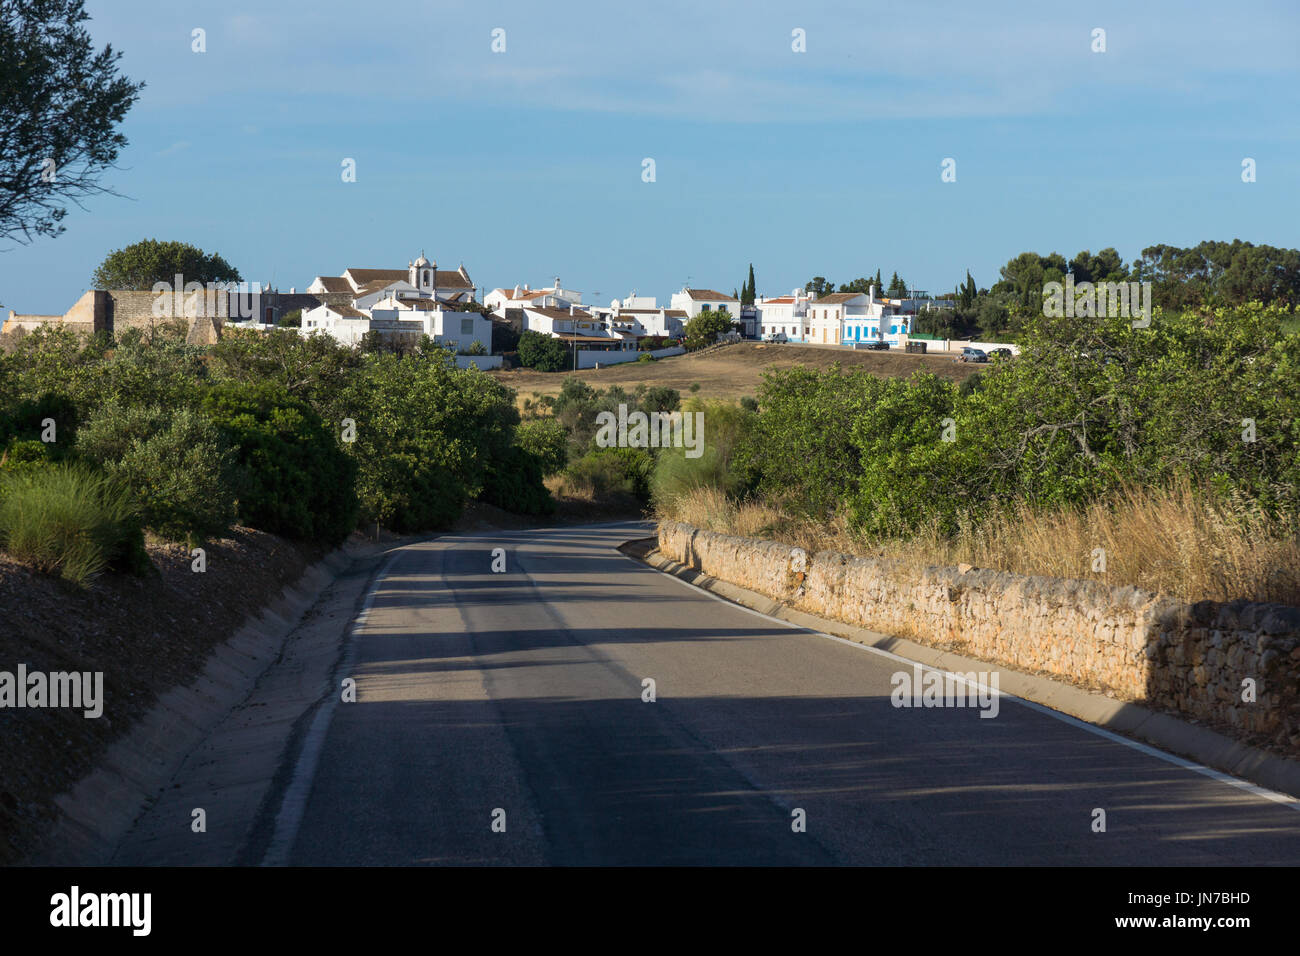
xmin=576 ymin=346 xmax=684 ymax=369
xmin=455 ymin=355 xmax=504 ymax=370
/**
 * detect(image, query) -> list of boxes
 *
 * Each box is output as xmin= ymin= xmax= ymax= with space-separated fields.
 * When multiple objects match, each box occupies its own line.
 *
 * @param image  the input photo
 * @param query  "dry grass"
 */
xmin=491 ymin=341 xmax=979 ymax=402
xmin=658 ymin=480 xmax=1300 ymax=606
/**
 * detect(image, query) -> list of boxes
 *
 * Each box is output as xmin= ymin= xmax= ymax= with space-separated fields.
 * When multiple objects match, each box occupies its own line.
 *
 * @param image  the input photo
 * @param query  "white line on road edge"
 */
xmin=619 ymin=545 xmax=1300 ymax=813
xmin=261 ymin=549 xmax=405 ymax=865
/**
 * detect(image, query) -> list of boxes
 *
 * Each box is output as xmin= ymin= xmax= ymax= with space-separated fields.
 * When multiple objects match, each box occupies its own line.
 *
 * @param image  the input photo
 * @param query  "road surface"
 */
xmin=274 ymin=521 xmax=1300 ymax=865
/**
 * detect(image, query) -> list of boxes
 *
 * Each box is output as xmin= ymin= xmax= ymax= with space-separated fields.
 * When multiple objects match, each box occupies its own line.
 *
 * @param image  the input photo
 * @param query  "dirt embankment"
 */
xmin=0 ymin=529 xmax=324 ymax=865
xmin=491 ymin=342 xmax=981 ymax=401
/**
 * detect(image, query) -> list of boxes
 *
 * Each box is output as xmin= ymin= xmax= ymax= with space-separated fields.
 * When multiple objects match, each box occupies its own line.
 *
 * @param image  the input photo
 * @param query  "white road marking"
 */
xmin=261 ymin=548 xmax=405 ymax=865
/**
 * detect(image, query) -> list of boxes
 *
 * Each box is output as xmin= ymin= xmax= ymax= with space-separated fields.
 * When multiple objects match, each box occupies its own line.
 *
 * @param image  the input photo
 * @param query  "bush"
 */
xmin=202 ymin=382 xmax=358 ymax=544
xmin=642 ymin=386 xmax=680 ymax=414
xmin=0 ymin=392 xmax=80 ymax=458
xmin=569 ymin=447 xmax=654 ymax=500
xmin=0 ymin=439 xmax=56 ymax=476
xmin=739 ymin=365 xmax=889 ymax=515
xmin=682 ymin=310 xmax=733 ymax=351
xmin=481 ymin=443 xmax=556 ymax=516
xmin=637 ymin=353 xmax=657 ymax=363
xmin=0 ymin=465 xmax=149 ymax=585
xmin=76 ymin=404 xmax=237 ymax=540
xmin=518 ymin=330 xmax=571 ymax=372
xmin=651 ymin=399 xmax=758 ymax=507
xmin=338 ymin=353 xmax=526 ymax=531
xmin=515 ymin=418 xmax=569 ymax=477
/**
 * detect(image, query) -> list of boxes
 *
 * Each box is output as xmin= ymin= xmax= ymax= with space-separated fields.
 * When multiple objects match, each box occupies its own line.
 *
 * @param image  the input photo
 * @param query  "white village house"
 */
xmin=669 ymin=287 xmax=739 ymax=319
xmin=298 ymin=253 xmax=495 ymax=361
xmin=485 ymin=277 xmax=583 ymax=317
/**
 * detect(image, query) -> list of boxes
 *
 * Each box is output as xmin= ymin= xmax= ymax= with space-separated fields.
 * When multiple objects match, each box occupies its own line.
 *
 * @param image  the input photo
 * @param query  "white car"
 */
xmin=763 ymin=332 xmax=788 ymax=343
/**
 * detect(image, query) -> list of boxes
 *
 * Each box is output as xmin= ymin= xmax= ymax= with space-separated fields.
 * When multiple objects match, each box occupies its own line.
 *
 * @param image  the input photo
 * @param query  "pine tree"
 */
xmin=744 ymin=263 xmax=756 ymax=305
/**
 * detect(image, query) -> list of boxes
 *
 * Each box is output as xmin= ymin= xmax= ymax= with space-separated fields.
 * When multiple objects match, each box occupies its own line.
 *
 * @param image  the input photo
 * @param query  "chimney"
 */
xmin=555 ymin=276 xmax=561 ymax=291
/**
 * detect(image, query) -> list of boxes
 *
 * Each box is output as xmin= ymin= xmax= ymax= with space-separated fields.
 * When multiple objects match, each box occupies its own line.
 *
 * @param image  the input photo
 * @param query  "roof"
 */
xmin=311 ymin=276 xmax=353 ymax=293
xmin=761 ymin=297 xmax=796 ymax=304
xmin=526 ymin=306 xmax=594 ymax=320
xmin=356 ymin=278 xmax=409 ymax=294
xmin=554 ymin=333 xmax=621 ymax=343
xmin=435 ymin=270 xmax=472 ymax=289
xmin=809 ymin=293 xmax=862 ymax=304
xmin=665 ymin=309 xmax=688 ymax=317
xmin=344 ymin=268 xmax=408 ymax=285
xmin=683 ymin=288 xmax=738 ymax=301
xmin=327 ymin=304 xmax=367 ymax=318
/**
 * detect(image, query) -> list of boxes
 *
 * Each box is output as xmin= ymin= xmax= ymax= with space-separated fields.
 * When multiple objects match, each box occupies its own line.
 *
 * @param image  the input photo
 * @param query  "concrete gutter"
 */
xmin=621 ymin=537 xmax=1300 ymax=801
xmin=27 ymin=541 xmax=386 ymax=866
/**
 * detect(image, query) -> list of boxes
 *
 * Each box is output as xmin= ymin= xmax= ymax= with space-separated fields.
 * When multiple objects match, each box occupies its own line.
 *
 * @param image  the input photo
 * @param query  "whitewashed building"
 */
xmin=300 ymin=303 xmax=372 ymax=346
xmin=756 ymin=290 xmax=811 ymax=341
xmin=486 ymin=277 xmax=581 ymax=317
xmin=669 ymin=287 xmax=739 ymax=319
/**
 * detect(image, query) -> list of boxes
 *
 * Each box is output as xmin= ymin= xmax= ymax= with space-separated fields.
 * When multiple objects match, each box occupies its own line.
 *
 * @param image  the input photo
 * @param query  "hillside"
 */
xmin=491 ymin=342 xmax=981 ymax=401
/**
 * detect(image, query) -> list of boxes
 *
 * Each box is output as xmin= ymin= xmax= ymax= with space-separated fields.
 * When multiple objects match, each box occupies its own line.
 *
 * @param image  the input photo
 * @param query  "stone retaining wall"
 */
xmin=658 ymin=521 xmax=1300 ymax=749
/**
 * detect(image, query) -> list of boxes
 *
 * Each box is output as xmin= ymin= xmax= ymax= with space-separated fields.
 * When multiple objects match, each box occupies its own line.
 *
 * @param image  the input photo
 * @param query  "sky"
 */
xmin=3 ymin=0 xmax=1299 ymax=313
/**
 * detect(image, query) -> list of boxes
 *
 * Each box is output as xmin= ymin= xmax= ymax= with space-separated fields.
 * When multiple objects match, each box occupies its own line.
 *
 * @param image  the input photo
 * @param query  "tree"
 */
xmin=517 ymin=330 xmax=570 ymax=372
xmin=276 ymin=309 xmax=302 ymax=328
xmin=886 ymin=272 xmax=909 ymax=298
xmin=0 ymin=0 xmax=145 ymax=243
xmin=804 ymin=276 xmax=835 ymax=298
xmin=682 ymin=309 xmax=733 ymax=351
xmin=92 ymin=238 xmax=241 ymax=289
xmin=741 ymin=263 xmax=757 ymax=305
xmin=957 ymin=270 xmax=977 ymax=310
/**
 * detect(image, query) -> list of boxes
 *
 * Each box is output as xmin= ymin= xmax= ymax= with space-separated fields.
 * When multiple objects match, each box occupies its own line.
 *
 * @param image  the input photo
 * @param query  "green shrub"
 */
xmin=338 ymin=353 xmax=526 ymax=531
xmin=515 ymin=418 xmax=568 ymax=477
xmin=518 ymin=330 xmax=570 ymax=372
xmin=0 ymin=439 xmax=56 ymax=476
xmin=0 ymin=465 xmax=149 ymax=585
xmin=651 ymin=399 xmax=758 ymax=506
xmin=481 ymin=443 xmax=556 ymax=516
xmin=637 ymin=352 xmax=657 ymax=363
xmin=739 ymin=366 xmax=888 ymax=515
xmin=76 ymin=405 xmax=237 ymax=540
xmin=202 ymin=382 xmax=358 ymax=544
xmin=642 ymin=386 xmax=680 ymax=413
xmin=570 ymin=447 xmax=654 ymax=500
xmin=0 ymin=392 xmax=79 ymax=458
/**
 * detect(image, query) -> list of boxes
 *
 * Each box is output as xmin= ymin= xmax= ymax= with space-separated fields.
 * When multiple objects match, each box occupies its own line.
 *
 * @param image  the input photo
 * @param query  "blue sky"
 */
xmin=3 ymin=0 xmax=1298 ymax=313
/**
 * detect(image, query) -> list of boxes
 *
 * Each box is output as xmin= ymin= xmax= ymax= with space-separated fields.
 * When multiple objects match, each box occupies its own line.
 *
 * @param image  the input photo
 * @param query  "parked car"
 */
xmin=956 ymin=347 xmax=988 ymax=363
xmin=763 ymin=332 xmax=788 ymax=343
xmin=988 ymin=347 xmax=1012 ymax=360
xmin=864 ymin=340 xmax=889 ymax=350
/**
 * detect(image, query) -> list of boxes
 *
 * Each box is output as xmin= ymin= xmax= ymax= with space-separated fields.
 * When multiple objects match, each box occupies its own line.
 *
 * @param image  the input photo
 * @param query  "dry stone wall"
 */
xmin=658 ymin=521 xmax=1300 ymax=749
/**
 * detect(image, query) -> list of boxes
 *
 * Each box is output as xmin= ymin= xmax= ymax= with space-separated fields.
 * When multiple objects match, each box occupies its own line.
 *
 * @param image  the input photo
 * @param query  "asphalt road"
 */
xmin=280 ymin=521 xmax=1300 ymax=865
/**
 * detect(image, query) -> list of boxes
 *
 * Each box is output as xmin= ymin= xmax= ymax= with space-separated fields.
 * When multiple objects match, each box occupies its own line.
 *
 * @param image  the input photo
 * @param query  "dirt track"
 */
xmin=490 ymin=342 xmax=980 ymax=401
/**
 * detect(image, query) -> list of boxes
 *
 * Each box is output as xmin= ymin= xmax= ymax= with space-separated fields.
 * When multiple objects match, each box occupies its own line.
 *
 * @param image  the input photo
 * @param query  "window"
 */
xmin=461 ymin=318 xmax=474 ymax=335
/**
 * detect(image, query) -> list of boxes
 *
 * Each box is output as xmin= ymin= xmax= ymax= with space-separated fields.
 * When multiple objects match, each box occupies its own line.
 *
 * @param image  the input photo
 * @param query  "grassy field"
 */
xmin=490 ymin=341 xmax=980 ymax=402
